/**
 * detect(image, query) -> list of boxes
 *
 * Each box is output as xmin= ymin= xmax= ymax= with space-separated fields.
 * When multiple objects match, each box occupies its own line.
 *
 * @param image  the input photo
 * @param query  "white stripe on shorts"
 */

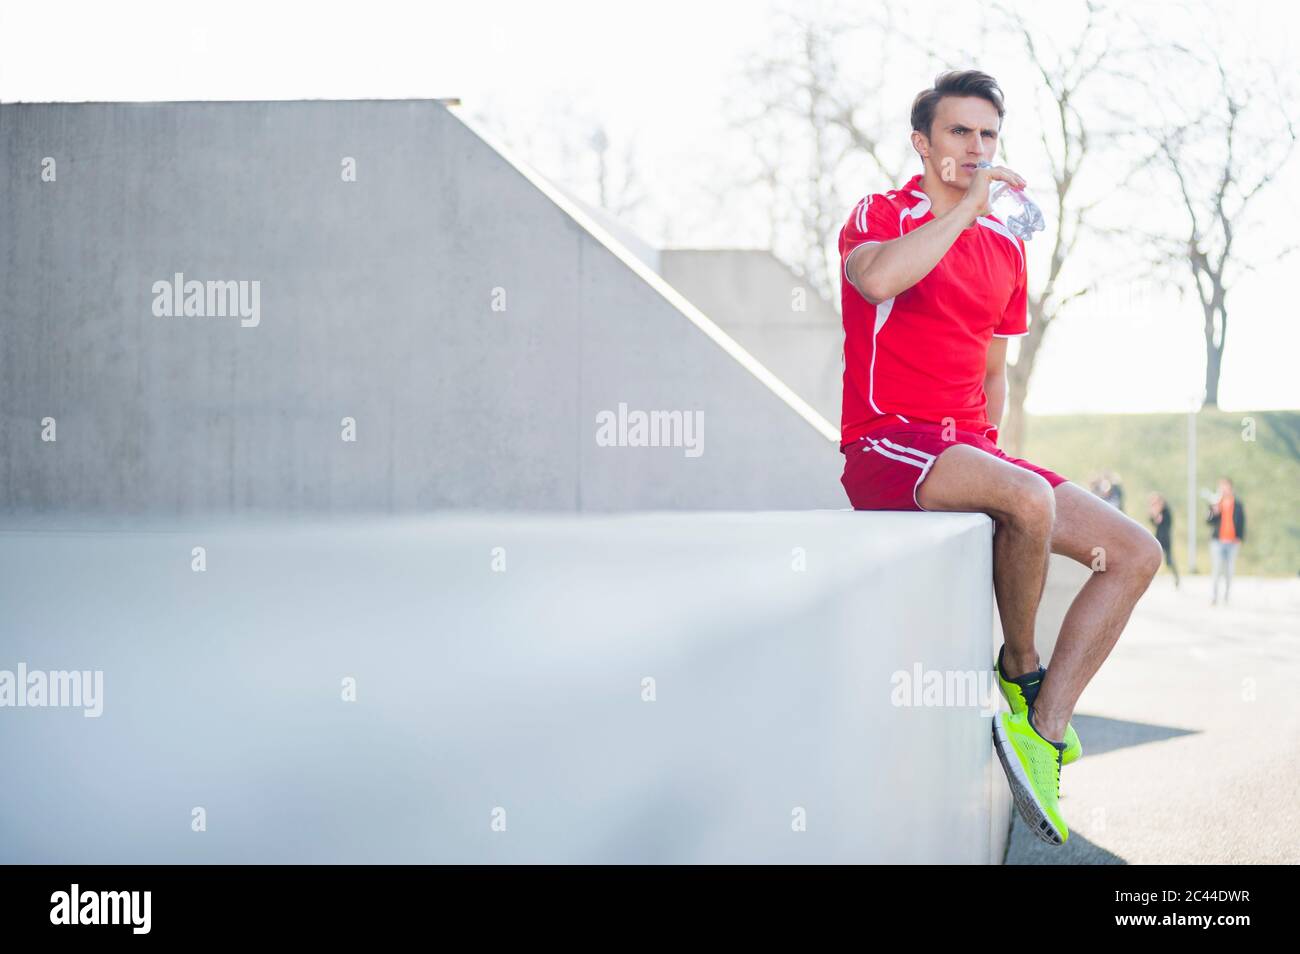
xmin=862 ymin=434 xmax=940 ymax=511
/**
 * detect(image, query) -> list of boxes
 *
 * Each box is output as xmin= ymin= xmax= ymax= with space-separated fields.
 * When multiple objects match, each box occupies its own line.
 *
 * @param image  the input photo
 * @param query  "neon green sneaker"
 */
xmin=993 ymin=708 xmax=1070 ymax=845
xmin=995 ymin=644 xmax=1082 ymax=765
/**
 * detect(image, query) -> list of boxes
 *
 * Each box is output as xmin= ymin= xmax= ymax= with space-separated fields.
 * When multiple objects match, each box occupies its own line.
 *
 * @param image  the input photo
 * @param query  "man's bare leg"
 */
xmin=1030 ymin=481 xmax=1163 ymax=741
xmin=916 ymin=448 xmax=1163 ymax=744
xmin=915 ymin=445 xmax=1056 ymax=686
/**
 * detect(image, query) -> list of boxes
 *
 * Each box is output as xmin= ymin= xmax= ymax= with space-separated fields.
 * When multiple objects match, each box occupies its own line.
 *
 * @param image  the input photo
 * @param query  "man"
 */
xmin=1206 ymin=476 xmax=1245 ymax=605
xmin=838 ymin=70 xmax=1163 ymax=846
xmin=1101 ymin=471 xmax=1125 ymax=511
xmin=1148 ymin=491 xmax=1180 ymax=588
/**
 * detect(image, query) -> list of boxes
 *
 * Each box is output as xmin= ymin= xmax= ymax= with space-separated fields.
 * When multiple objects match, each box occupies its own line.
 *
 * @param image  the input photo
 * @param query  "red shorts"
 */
xmin=840 ymin=421 xmax=1068 ymax=512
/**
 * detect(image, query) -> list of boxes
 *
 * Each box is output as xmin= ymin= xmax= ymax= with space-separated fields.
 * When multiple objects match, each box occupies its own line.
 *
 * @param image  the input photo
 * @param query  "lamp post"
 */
xmin=1186 ymin=389 xmax=1202 ymax=574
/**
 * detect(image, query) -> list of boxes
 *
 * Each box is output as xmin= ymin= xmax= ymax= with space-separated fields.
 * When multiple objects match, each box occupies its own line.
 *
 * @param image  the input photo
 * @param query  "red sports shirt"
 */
xmin=838 ymin=173 xmax=1027 ymax=451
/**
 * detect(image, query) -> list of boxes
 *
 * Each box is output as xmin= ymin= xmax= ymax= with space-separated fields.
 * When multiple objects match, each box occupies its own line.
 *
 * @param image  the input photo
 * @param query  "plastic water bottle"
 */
xmin=976 ymin=161 xmax=1045 ymax=241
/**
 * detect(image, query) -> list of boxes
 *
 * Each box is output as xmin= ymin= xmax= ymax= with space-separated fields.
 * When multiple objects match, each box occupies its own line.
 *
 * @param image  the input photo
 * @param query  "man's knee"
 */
xmin=1000 ymin=474 xmax=1056 ymax=534
xmin=1114 ymin=528 xmax=1164 ymax=581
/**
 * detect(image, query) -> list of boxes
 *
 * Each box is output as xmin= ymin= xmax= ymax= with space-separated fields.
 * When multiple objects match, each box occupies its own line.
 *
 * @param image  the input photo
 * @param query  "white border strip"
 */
xmin=448 ymin=105 xmax=839 ymax=444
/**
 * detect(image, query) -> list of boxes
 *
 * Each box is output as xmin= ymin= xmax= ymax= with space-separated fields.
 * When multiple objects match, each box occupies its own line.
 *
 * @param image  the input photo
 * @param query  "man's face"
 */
xmin=918 ymin=95 xmax=1002 ymax=186
xmin=1218 ymin=479 xmax=1232 ymax=496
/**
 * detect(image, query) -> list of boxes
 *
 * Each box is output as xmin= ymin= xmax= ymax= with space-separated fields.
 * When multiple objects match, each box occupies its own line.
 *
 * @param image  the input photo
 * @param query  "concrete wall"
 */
xmin=660 ymin=249 xmax=843 ymax=427
xmin=0 ymin=101 xmax=842 ymax=516
xmin=0 ymin=510 xmax=1008 ymax=863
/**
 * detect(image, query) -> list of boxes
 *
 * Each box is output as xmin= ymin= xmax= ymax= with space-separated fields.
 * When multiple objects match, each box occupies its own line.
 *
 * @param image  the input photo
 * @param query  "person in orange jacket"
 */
xmin=1206 ymin=477 xmax=1246 ymax=606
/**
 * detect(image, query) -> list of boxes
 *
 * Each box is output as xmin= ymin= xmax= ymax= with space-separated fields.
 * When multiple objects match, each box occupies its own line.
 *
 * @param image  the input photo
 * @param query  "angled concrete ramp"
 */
xmin=0 ymin=100 xmax=842 ymax=515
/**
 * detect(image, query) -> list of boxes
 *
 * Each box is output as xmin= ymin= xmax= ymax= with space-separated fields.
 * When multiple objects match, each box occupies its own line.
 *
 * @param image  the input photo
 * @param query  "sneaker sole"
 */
xmin=992 ymin=716 xmax=1065 ymax=846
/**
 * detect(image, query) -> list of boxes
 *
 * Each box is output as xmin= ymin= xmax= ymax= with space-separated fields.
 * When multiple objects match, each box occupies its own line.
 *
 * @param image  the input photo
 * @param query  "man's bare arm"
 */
xmin=847 ymin=202 xmax=978 ymax=305
xmin=987 ymin=369 xmax=1008 ymax=428
xmin=847 ymin=165 xmax=1026 ymax=306
xmin=984 ymin=336 xmax=1009 ymax=429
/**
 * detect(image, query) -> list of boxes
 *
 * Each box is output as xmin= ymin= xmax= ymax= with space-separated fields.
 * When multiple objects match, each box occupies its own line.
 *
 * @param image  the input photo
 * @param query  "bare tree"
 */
xmin=990 ymin=0 xmax=1128 ymax=455
xmin=588 ymin=124 xmax=648 ymax=223
xmin=730 ymin=4 xmax=927 ymax=301
xmin=468 ymin=99 xmax=649 ymax=237
xmin=1109 ymin=39 xmax=1298 ymax=408
xmin=733 ymin=13 xmax=851 ymax=301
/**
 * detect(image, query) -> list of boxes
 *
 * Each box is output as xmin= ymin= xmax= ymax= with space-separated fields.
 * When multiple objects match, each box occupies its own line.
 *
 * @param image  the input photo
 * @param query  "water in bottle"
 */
xmin=975 ymin=160 xmax=1045 ymax=241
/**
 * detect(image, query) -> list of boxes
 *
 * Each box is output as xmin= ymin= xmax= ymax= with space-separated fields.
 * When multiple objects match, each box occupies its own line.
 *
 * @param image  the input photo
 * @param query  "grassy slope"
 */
xmin=1021 ymin=410 xmax=1300 ymax=577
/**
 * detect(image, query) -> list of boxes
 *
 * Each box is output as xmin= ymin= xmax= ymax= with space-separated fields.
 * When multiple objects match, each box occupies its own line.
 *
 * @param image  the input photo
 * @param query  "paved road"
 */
xmin=1006 ymin=573 xmax=1300 ymax=864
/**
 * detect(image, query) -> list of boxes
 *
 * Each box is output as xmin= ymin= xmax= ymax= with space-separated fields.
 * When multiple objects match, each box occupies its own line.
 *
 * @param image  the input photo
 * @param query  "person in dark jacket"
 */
xmin=1148 ymin=491 xmax=1179 ymax=588
xmin=1206 ymin=476 xmax=1246 ymax=606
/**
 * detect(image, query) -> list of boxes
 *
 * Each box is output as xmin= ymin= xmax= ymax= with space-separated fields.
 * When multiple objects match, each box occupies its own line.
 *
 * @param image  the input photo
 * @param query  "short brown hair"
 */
xmin=911 ymin=70 xmax=1005 ymax=140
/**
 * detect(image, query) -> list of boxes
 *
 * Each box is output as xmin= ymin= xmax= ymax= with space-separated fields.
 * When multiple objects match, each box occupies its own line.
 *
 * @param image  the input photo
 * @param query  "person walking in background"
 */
xmin=1106 ymin=471 xmax=1125 ymax=512
xmin=1206 ymin=476 xmax=1246 ymax=606
xmin=1148 ymin=491 xmax=1180 ymax=588
xmin=1092 ymin=471 xmax=1123 ymax=510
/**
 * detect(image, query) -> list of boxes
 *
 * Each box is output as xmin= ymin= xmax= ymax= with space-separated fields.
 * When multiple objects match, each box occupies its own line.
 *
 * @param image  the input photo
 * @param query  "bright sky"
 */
xmin=1 ymin=0 xmax=1296 ymax=414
